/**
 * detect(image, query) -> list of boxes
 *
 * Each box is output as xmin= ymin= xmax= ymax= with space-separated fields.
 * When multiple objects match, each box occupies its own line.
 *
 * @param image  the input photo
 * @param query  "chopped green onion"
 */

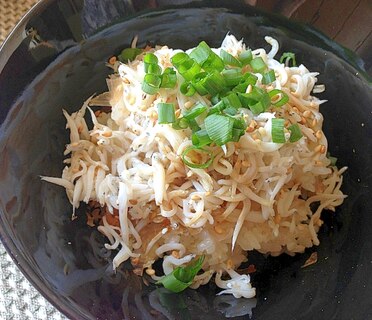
xmin=180 ymin=82 xmax=196 ymax=97
xmin=262 ymin=70 xmax=276 ymax=84
xmin=192 ymin=129 xmax=212 ymax=147
xmin=183 ymin=103 xmax=207 ymax=120
xmin=211 ymin=94 xmax=221 ymax=105
xmin=156 ymin=255 xmax=205 ymax=293
xmin=249 ymin=100 xmax=266 ymax=114
xmin=288 ymin=123 xmax=303 ymax=142
xmin=172 ymin=117 xmax=189 ymax=130
xmin=190 ymin=41 xmax=224 ymax=72
xmin=221 ymin=68 xmax=243 ymax=87
xmin=189 ymin=41 xmax=212 ymax=65
xmin=201 ymin=52 xmax=225 ymax=72
xmin=142 ymin=74 xmax=161 ymax=95
xmin=208 ymin=100 xmax=225 ymax=115
xmin=280 ymin=52 xmax=297 ymax=67
xmin=250 ymin=57 xmax=267 ymax=73
xmin=232 ymin=116 xmax=247 ymax=130
xmin=160 ymin=68 xmax=177 ymax=88
xmin=157 ymin=103 xmax=176 ymax=124
xmin=233 ymin=73 xmax=258 ymax=93
xmin=118 ymin=48 xmax=142 ymax=62
xmin=239 ymin=49 xmax=253 ymax=65
xmin=181 ymin=147 xmax=213 ymax=169
xmin=188 ymin=119 xmax=200 ymax=132
xmin=242 ymin=72 xmax=258 ymax=85
xmin=178 ymin=59 xmax=202 ymax=81
xmin=238 ymin=86 xmax=270 ymax=114
xmin=222 ymin=92 xmax=242 ymax=109
xmin=232 ymin=128 xmax=244 ymax=142
xmin=144 ymin=53 xmax=159 ymax=72
xmin=220 ymin=49 xmax=241 ymax=67
xmin=268 ymin=89 xmax=289 ymax=107
xmin=147 ymin=63 xmax=162 ymax=75
xmin=171 ymin=52 xmax=189 ymax=68
xmin=271 ymin=118 xmax=286 ymax=143
xmin=191 ymin=72 xmax=209 ymax=95
xmin=202 ymin=71 xmax=227 ymax=96
xmin=223 ymin=107 xmax=237 ymax=116
xmin=204 ymin=114 xmax=234 ymax=146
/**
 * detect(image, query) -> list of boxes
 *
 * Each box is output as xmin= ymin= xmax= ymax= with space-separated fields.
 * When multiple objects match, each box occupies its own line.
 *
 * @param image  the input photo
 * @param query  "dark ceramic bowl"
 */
xmin=0 ymin=1 xmax=371 ymax=319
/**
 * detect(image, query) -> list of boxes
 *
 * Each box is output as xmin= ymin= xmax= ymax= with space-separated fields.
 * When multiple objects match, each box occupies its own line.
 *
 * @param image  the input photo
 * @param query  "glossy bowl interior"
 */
xmin=0 ymin=1 xmax=371 ymax=319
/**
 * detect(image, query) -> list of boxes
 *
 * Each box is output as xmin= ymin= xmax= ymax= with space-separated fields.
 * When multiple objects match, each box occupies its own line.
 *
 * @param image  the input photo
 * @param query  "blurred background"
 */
xmin=1 ymin=0 xmax=370 ymax=72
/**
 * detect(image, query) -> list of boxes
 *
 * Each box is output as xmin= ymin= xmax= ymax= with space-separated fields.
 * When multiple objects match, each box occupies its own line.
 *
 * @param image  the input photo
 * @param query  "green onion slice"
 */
xmin=191 ymin=72 xmax=209 ymax=95
xmin=220 ymin=49 xmax=241 ymax=67
xmin=222 ymin=92 xmax=242 ymax=109
xmin=208 ymin=100 xmax=225 ymax=115
xmin=202 ymin=71 xmax=227 ymax=96
xmin=160 ymin=68 xmax=177 ymax=88
xmin=250 ymin=57 xmax=267 ymax=73
xmin=239 ymin=49 xmax=253 ymax=65
xmin=118 ymin=48 xmax=142 ymax=62
xmin=201 ymin=52 xmax=225 ymax=72
xmin=268 ymin=89 xmax=289 ymax=107
xmin=171 ymin=52 xmax=189 ymax=68
xmin=223 ymin=107 xmax=238 ymax=116
xmin=238 ymin=86 xmax=271 ymax=114
xmin=205 ymin=114 xmax=235 ymax=146
xmin=232 ymin=128 xmax=244 ymax=142
xmin=147 ymin=63 xmax=162 ymax=75
xmin=180 ymin=82 xmax=196 ymax=97
xmin=221 ymin=68 xmax=243 ymax=87
xmin=156 ymin=255 xmax=205 ymax=293
xmin=183 ymin=103 xmax=207 ymax=120
xmin=189 ymin=41 xmax=224 ymax=72
xmin=144 ymin=53 xmax=159 ymax=72
xmin=157 ymin=103 xmax=176 ymax=124
xmin=280 ymin=52 xmax=297 ymax=67
xmin=188 ymin=119 xmax=201 ymax=133
xmin=192 ymin=129 xmax=212 ymax=147
xmin=142 ymin=74 xmax=161 ymax=95
xmin=262 ymin=70 xmax=276 ymax=84
xmin=181 ymin=146 xmax=213 ymax=169
xmin=271 ymin=118 xmax=286 ymax=143
xmin=288 ymin=123 xmax=303 ymax=142
xmin=178 ymin=60 xmax=202 ymax=81
xmin=189 ymin=41 xmax=212 ymax=65
xmin=172 ymin=117 xmax=189 ymax=130
xmin=243 ymin=72 xmax=258 ymax=85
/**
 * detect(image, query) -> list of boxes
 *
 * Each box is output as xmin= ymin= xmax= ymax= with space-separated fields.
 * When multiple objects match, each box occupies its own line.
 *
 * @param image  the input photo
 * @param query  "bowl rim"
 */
xmin=0 ymin=1 xmax=371 ymax=319
xmin=0 ymin=1 xmax=85 ymax=318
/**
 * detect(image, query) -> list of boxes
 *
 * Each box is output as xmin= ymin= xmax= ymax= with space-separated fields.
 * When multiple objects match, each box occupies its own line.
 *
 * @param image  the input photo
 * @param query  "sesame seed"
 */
xmin=145 ymin=268 xmax=155 ymax=276
xmin=303 ymin=110 xmax=311 ymax=118
xmin=102 ymin=131 xmax=112 ymax=137
xmin=108 ymin=56 xmax=117 ymax=65
xmin=214 ymin=225 xmax=224 ymax=234
xmin=171 ymin=251 xmax=180 ymax=258
xmin=314 ymin=145 xmax=322 ymax=153
xmin=184 ymin=101 xmax=193 ymax=109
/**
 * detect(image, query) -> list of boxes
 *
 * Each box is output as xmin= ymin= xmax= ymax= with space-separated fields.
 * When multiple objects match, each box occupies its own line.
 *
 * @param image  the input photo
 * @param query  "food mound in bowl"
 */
xmin=42 ymin=34 xmax=346 ymax=298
